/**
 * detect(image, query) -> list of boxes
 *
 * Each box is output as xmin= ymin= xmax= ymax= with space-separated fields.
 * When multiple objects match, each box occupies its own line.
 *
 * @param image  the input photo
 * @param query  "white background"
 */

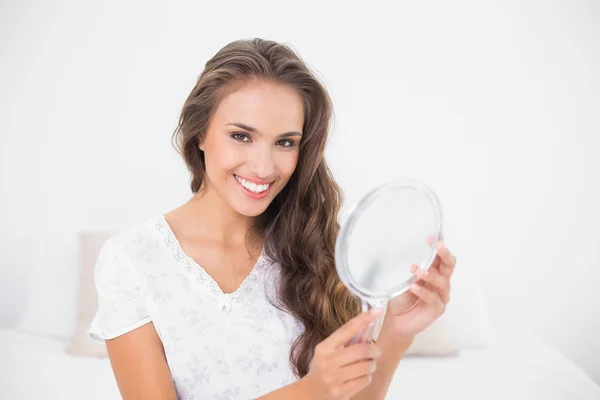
xmin=1 ymin=0 xmax=599 ymax=385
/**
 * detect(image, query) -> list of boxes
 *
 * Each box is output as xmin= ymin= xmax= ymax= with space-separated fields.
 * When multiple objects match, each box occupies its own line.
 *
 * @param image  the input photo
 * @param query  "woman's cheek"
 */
xmin=277 ymin=151 xmax=300 ymax=181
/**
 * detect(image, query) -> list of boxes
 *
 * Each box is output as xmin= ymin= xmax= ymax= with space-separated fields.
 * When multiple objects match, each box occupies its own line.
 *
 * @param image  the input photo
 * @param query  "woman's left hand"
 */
xmin=386 ymin=240 xmax=457 ymax=342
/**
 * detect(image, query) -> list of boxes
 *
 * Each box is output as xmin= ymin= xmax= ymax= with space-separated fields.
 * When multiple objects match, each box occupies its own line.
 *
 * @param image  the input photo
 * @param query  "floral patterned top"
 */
xmin=88 ymin=214 xmax=304 ymax=399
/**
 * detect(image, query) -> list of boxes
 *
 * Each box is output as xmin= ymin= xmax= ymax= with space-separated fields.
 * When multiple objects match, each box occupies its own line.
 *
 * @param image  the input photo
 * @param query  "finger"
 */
xmin=426 ymin=237 xmax=443 ymax=271
xmin=410 ymin=282 xmax=445 ymax=315
xmin=412 ymin=265 xmax=448 ymax=298
xmin=332 ymin=343 xmax=381 ymax=368
xmin=389 ymin=288 xmax=420 ymax=312
xmin=427 ymin=235 xmax=435 ymax=247
xmin=426 ymin=234 xmax=442 ymax=248
xmin=341 ymin=374 xmax=372 ymax=398
xmin=340 ymin=360 xmax=376 ymax=383
xmin=325 ymin=310 xmax=383 ymax=349
xmin=424 ymin=254 xmax=441 ymax=272
xmin=437 ymin=241 xmax=457 ymax=278
xmin=412 ymin=265 xmax=450 ymax=304
xmin=437 ymin=241 xmax=455 ymax=265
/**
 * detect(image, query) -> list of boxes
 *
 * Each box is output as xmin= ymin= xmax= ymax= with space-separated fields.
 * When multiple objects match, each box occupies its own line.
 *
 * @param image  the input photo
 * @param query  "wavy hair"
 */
xmin=171 ymin=38 xmax=361 ymax=377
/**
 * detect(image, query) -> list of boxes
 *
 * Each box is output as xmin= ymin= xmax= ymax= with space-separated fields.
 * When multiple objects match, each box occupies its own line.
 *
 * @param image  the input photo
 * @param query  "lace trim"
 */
xmin=155 ymin=214 xmax=268 ymax=306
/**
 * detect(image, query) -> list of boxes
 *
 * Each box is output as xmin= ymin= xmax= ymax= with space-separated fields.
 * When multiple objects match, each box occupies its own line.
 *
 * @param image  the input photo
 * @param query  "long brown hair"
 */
xmin=171 ymin=38 xmax=361 ymax=377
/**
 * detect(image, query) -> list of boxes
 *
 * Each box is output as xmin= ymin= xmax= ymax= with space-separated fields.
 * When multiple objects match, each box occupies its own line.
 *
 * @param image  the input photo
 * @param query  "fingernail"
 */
xmin=412 ymin=284 xmax=420 ymax=292
xmin=419 ymin=268 xmax=428 ymax=276
xmin=438 ymin=241 xmax=448 ymax=255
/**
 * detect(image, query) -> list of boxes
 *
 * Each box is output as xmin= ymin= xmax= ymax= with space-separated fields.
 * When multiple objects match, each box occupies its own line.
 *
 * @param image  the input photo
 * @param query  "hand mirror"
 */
xmin=335 ymin=176 xmax=443 ymax=345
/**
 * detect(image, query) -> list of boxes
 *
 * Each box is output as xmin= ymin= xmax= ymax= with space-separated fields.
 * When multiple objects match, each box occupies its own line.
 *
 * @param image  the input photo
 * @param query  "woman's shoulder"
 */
xmin=103 ymin=214 xmax=166 ymax=257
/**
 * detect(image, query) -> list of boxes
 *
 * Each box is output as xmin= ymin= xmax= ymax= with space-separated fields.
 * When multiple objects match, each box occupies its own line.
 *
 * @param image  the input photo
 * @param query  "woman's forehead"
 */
xmin=214 ymin=81 xmax=304 ymax=134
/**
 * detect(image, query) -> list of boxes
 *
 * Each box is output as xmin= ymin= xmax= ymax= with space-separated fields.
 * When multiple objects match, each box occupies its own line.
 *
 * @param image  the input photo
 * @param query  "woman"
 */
xmin=88 ymin=38 xmax=456 ymax=400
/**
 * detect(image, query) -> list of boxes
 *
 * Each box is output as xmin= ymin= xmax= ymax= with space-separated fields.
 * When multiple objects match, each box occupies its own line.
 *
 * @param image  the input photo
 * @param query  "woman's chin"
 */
xmin=231 ymin=199 xmax=271 ymax=218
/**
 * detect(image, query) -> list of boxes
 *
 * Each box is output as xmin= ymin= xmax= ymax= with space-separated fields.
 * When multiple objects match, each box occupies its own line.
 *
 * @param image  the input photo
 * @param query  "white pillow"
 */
xmin=374 ymin=304 xmax=460 ymax=356
xmin=14 ymin=232 xmax=115 ymax=342
xmin=444 ymin=280 xmax=496 ymax=349
xmin=372 ymin=275 xmax=495 ymax=356
xmin=66 ymin=232 xmax=115 ymax=356
xmin=15 ymin=235 xmax=81 ymax=339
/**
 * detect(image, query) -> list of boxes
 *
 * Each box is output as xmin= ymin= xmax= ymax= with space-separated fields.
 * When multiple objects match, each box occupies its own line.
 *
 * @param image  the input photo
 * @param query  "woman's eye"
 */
xmin=231 ymin=132 xmax=251 ymax=142
xmin=277 ymin=139 xmax=296 ymax=148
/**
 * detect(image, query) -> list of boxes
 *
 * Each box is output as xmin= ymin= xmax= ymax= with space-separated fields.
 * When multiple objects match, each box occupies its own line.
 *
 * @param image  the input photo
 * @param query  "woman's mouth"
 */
xmin=234 ymin=175 xmax=273 ymax=199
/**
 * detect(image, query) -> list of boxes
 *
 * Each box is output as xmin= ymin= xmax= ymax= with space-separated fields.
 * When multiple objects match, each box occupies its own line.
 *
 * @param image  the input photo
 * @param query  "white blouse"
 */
xmin=88 ymin=214 xmax=305 ymax=399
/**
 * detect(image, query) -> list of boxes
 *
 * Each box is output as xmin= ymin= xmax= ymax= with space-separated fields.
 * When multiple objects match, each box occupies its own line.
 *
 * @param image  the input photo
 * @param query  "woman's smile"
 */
xmin=234 ymin=174 xmax=274 ymax=199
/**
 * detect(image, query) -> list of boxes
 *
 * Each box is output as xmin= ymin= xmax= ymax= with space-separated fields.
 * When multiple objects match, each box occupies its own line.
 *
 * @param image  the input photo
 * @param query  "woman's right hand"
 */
xmin=300 ymin=310 xmax=383 ymax=400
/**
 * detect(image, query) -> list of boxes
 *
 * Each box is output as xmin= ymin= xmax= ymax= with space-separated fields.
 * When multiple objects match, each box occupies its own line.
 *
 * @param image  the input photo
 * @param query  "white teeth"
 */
xmin=235 ymin=176 xmax=270 ymax=193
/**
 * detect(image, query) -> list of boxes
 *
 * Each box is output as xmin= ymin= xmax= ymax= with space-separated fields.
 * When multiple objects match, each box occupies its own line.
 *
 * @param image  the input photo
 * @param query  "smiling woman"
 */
xmin=86 ymin=38 xmax=453 ymax=400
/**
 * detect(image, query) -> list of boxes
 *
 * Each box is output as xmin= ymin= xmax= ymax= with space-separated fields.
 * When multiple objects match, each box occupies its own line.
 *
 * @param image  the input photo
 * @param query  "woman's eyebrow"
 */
xmin=226 ymin=122 xmax=258 ymax=132
xmin=278 ymin=132 xmax=302 ymax=138
xmin=225 ymin=122 xmax=302 ymax=138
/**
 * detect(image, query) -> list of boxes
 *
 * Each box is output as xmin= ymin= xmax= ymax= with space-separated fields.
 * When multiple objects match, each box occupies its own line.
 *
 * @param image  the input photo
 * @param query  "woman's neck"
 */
xmin=185 ymin=183 xmax=256 ymax=246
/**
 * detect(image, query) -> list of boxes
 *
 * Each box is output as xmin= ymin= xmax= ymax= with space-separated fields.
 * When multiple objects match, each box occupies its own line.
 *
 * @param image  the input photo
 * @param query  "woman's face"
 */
xmin=200 ymin=79 xmax=304 ymax=217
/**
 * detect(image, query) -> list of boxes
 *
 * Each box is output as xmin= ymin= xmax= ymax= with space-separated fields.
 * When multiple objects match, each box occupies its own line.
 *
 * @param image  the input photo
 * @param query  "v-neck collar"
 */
xmin=156 ymin=214 xmax=267 ymax=301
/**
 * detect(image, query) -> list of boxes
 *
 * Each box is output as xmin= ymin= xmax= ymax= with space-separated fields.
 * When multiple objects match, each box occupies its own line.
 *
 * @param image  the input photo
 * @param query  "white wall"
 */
xmin=1 ymin=0 xmax=599 ymax=384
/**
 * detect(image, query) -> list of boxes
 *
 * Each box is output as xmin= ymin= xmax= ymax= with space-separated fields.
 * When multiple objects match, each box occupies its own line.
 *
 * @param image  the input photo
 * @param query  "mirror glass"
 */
xmin=336 ymin=176 xmax=443 ymax=304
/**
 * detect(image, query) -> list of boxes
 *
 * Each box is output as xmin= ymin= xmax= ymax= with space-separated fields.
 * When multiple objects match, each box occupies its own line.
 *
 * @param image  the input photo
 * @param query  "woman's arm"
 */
xmin=253 ymin=378 xmax=313 ymax=400
xmin=254 ymin=314 xmax=411 ymax=400
xmin=351 ymin=306 xmax=413 ymax=400
xmin=105 ymin=322 xmax=177 ymax=400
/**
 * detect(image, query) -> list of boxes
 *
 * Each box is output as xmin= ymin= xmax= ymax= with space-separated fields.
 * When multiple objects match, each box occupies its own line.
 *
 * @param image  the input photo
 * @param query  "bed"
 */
xmin=1 ymin=327 xmax=598 ymax=399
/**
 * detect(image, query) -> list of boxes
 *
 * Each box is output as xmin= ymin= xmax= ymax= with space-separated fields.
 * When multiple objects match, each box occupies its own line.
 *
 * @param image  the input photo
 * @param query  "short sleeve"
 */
xmin=88 ymin=238 xmax=152 ymax=341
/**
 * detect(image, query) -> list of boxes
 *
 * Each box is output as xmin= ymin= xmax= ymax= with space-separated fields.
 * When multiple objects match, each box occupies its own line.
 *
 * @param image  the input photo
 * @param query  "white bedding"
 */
xmin=388 ymin=332 xmax=600 ymax=400
xmin=1 ymin=328 xmax=598 ymax=400
xmin=1 ymin=328 xmax=120 ymax=399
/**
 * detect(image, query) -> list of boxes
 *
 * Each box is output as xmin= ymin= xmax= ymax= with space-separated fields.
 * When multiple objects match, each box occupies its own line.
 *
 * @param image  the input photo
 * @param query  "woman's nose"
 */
xmin=247 ymin=146 xmax=275 ymax=178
